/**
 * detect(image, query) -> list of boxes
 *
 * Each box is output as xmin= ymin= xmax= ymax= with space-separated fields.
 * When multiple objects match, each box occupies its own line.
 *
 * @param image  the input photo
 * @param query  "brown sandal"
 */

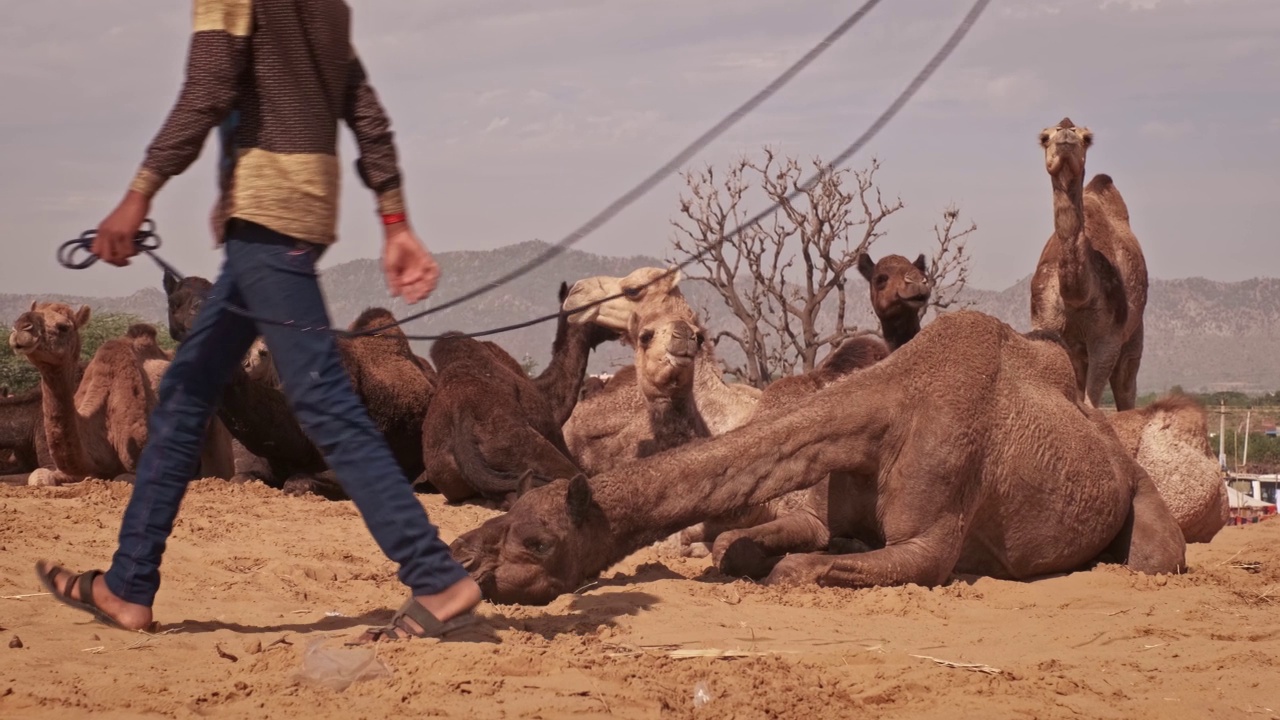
xmin=34 ymin=561 xmax=129 ymax=631
xmin=347 ymin=597 xmax=478 ymax=645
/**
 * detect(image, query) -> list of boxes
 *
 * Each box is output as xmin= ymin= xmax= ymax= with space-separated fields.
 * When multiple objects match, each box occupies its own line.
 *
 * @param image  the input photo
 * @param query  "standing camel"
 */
xmin=1031 ymin=118 xmax=1148 ymax=410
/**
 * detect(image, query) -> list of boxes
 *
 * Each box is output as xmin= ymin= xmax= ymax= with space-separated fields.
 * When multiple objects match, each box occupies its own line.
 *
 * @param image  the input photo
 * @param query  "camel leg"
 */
xmin=198 ymin=417 xmax=236 ymax=480
xmin=713 ymin=510 xmax=832 ymax=579
xmin=1101 ymin=470 xmax=1186 ymax=575
xmin=462 ymin=425 xmax=582 ymax=501
xmin=1083 ymin=338 xmax=1124 ymax=409
xmin=1108 ymin=322 xmax=1144 ymax=412
xmin=765 ymin=529 xmax=963 ymax=589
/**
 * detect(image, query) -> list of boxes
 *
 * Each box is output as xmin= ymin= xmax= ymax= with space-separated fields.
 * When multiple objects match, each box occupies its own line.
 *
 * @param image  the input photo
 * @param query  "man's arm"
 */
xmin=129 ymin=0 xmax=253 ymax=199
xmin=343 ymin=52 xmax=406 ymax=221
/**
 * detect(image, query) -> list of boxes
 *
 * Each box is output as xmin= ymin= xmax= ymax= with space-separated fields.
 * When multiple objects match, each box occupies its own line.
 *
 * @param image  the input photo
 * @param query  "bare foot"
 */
xmin=36 ymin=560 xmax=154 ymax=631
xmin=350 ymin=576 xmax=482 ymax=644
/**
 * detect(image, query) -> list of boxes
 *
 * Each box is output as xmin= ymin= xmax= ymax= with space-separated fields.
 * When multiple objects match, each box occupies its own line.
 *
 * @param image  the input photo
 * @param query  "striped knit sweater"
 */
xmin=128 ymin=0 xmax=405 ymax=246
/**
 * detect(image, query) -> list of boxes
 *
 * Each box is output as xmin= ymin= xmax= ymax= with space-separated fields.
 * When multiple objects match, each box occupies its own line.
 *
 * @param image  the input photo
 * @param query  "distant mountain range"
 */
xmin=3 ymin=240 xmax=1276 ymax=393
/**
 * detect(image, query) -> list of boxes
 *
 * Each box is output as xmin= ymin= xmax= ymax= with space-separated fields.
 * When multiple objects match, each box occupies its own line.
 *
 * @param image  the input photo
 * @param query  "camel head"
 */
xmin=1040 ymin=117 xmax=1093 ymax=185
xmin=8 ymin=302 xmax=91 ymax=368
xmin=241 ymin=337 xmax=280 ymax=388
xmin=163 ymin=272 xmax=214 ymax=343
xmin=627 ymin=297 xmax=705 ymax=404
xmin=450 ymin=471 xmax=608 ymax=605
xmin=857 ymin=252 xmax=932 ymax=322
xmin=561 ymin=266 xmax=684 ymax=332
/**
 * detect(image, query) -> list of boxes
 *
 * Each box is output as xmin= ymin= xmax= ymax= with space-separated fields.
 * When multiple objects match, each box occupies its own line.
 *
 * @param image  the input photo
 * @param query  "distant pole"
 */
xmin=1219 ymin=400 xmax=1226 ymax=470
xmin=1242 ymin=406 xmax=1252 ymax=470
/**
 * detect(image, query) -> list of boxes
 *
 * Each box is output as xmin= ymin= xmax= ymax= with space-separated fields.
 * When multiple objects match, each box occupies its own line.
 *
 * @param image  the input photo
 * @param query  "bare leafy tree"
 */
xmin=669 ymin=148 xmax=973 ymax=388
xmin=925 ymin=204 xmax=977 ymax=317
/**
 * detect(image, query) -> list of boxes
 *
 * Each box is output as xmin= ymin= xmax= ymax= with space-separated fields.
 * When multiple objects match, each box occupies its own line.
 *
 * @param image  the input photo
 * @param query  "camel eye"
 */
xmin=54 ymin=323 xmax=71 ymax=333
xmin=523 ymin=537 xmax=551 ymax=554
xmin=695 ymin=332 xmax=705 ymax=346
xmin=874 ymin=274 xmax=888 ymax=289
xmin=639 ymin=329 xmax=654 ymax=346
xmin=622 ymin=286 xmax=641 ymax=298
xmin=1039 ymin=132 xmax=1049 ymax=147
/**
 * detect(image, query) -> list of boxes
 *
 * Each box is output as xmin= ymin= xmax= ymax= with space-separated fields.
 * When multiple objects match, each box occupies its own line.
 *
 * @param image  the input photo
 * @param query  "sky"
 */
xmin=2 ymin=0 xmax=1277 ymax=299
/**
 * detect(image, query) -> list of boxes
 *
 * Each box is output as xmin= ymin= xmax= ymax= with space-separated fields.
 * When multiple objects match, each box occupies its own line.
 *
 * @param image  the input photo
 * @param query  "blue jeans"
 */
xmin=104 ymin=220 xmax=468 ymax=606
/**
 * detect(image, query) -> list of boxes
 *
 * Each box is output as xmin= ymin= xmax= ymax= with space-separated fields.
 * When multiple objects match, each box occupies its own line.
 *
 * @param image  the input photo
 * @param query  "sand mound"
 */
xmin=1 ymin=480 xmax=1277 ymax=719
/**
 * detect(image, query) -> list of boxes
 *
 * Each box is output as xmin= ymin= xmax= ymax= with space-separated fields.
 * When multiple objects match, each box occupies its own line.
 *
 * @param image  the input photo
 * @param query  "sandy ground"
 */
xmin=0 ymin=480 xmax=1277 ymax=719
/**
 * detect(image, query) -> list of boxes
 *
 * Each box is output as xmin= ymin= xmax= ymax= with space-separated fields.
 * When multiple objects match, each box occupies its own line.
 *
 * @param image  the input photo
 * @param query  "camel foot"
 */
xmin=762 ymin=554 xmax=833 ymax=587
xmin=112 ymin=473 xmax=137 ymax=485
xmin=717 ymin=537 xmax=779 ymax=580
xmin=28 ymin=468 xmax=61 ymax=487
xmin=682 ymin=542 xmax=712 ymax=560
xmin=828 ymin=537 xmax=872 ymax=555
xmin=281 ymin=477 xmax=322 ymax=497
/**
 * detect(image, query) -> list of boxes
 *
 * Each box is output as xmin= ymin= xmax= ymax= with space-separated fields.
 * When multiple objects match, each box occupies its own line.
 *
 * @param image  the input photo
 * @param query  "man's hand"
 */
xmin=382 ymin=222 xmax=440 ymax=304
xmin=92 ymin=191 xmax=151 ymax=267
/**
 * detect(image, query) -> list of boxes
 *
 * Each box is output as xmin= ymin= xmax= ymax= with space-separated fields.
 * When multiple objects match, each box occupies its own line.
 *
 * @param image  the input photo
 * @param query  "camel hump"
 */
xmin=1085 ymin=173 xmax=1129 ymax=221
xmin=818 ymin=334 xmax=889 ymax=377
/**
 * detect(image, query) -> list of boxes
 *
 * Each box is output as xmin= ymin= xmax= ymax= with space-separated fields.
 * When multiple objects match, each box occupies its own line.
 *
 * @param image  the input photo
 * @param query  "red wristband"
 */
xmin=381 ymin=212 xmax=407 ymax=226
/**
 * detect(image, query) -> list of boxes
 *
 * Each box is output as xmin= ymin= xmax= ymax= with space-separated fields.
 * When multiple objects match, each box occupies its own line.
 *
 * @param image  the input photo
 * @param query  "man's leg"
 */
xmin=37 ymin=257 xmax=259 ymax=629
xmin=225 ymin=223 xmax=474 ymax=615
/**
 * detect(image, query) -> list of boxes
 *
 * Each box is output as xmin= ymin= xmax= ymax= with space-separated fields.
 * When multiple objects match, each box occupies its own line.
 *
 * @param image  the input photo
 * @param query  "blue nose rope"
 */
xmin=56 ymin=0 xmax=990 ymax=342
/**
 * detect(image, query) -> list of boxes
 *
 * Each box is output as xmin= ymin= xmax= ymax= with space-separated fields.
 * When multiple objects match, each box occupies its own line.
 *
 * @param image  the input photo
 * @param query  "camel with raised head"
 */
xmin=419 ymin=282 xmax=619 ymax=504
xmin=1031 ymin=118 xmax=1148 ymax=410
xmin=8 ymin=303 xmax=234 ymax=487
xmin=450 ymin=310 xmax=1186 ymax=605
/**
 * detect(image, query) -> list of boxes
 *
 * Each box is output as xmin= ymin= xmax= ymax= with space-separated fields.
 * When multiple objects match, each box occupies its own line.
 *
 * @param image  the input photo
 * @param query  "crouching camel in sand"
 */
xmin=450 ymin=310 xmax=1186 ymax=605
xmin=1031 ymin=117 xmax=1148 ymax=410
xmin=421 ymin=282 xmax=618 ymax=504
xmin=164 ymin=274 xmax=437 ymax=495
xmin=1109 ymin=394 xmax=1229 ymax=543
xmin=8 ymin=302 xmax=234 ymax=487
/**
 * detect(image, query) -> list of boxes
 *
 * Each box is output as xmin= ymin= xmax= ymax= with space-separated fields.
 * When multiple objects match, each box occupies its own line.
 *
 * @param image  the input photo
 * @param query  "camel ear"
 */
xmin=29 ymin=300 xmax=37 ymax=312
xmin=558 ymin=281 xmax=569 ymax=304
xmin=565 ymin=473 xmax=593 ymax=527
xmin=163 ymin=271 xmax=178 ymax=295
xmin=75 ymin=305 xmax=92 ymax=328
xmin=626 ymin=311 xmax=641 ymax=347
xmin=913 ymin=254 xmax=928 ymax=273
xmin=856 ymin=253 xmax=875 ymax=282
xmin=516 ymin=469 xmax=538 ymax=498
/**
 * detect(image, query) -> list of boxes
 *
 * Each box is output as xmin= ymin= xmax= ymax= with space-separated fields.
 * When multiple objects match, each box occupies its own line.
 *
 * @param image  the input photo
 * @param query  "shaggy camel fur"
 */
xmin=451 ymin=310 xmax=1186 ymax=605
xmin=420 ymin=282 xmax=617 ymax=504
xmin=8 ymin=303 xmax=234 ymax=487
xmin=337 ymin=307 xmax=438 ymax=484
xmin=1108 ymin=395 xmax=1229 ymax=543
xmin=1031 ymin=118 xmax=1148 ymax=410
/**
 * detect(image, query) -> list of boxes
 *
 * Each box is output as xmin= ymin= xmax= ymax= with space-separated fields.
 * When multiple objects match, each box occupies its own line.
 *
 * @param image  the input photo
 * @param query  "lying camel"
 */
xmin=562 ymin=268 xmax=761 ymax=468
xmin=8 ymin=303 xmax=234 ymax=486
xmin=1108 ymin=394 xmax=1229 ymax=543
xmin=164 ymin=274 xmax=437 ymax=494
xmin=420 ymin=282 xmax=618 ymax=504
xmin=450 ymin=310 xmax=1187 ymax=605
xmin=164 ymin=274 xmax=326 ymax=488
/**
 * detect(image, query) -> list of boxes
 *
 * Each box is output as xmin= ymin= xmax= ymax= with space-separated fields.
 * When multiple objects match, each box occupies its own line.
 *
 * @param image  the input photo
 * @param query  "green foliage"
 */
xmin=0 ymin=311 xmax=173 ymax=394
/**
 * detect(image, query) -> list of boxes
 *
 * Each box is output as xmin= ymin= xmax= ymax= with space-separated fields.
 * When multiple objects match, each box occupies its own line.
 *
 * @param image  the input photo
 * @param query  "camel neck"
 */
xmin=1050 ymin=173 xmax=1092 ymax=305
xmin=879 ymin=314 xmax=921 ymax=352
xmin=644 ymin=394 xmax=710 ymax=455
xmin=534 ymin=323 xmax=599 ymax=427
xmin=36 ymin=363 xmax=90 ymax=476
xmin=583 ymin=377 xmax=893 ymax=571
